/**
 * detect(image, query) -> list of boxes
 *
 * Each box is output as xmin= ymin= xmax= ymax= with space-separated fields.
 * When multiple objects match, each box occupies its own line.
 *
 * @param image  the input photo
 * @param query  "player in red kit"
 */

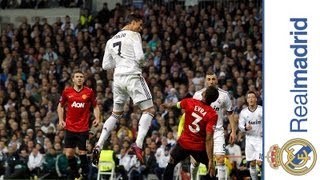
xmin=161 ymin=86 xmax=219 ymax=180
xmin=57 ymin=70 xmax=100 ymax=179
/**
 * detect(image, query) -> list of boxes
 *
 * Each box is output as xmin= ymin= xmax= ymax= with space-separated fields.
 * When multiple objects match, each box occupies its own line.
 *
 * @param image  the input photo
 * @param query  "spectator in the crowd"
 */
xmin=0 ymin=140 xmax=8 ymax=154
xmin=226 ymin=140 xmax=242 ymax=168
xmin=164 ymin=88 xmax=179 ymax=104
xmin=40 ymin=115 xmax=56 ymax=134
xmin=55 ymin=147 xmax=68 ymax=178
xmin=43 ymin=137 xmax=53 ymax=152
xmin=79 ymin=8 xmax=94 ymax=29
xmin=150 ymin=130 xmax=161 ymax=146
xmin=61 ymin=15 xmax=75 ymax=31
xmin=155 ymin=138 xmax=171 ymax=179
xmin=4 ymin=146 xmax=18 ymax=177
xmin=42 ymin=147 xmax=57 ymax=179
xmin=230 ymin=156 xmax=251 ymax=180
xmin=166 ymin=131 xmax=176 ymax=147
xmin=0 ymin=147 xmax=5 ymax=178
xmin=42 ymin=47 xmax=58 ymax=63
xmin=117 ymin=148 xmax=136 ymax=179
xmin=35 ymin=129 xmax=45 ymax=146
xmin=116 ymin=117 xmax=133 ymax=142
xmin=96 ymin=2 xmax=111 ymax=27
xmin=4 ymin=147 xmax=29 ymax=179
xmin=141 ymin=146 xmax=157 ymax=179
xmin=8 ymin=132 xmax=21 ymax=150
xmin=27 ymin=147 xmax=43 ymax=178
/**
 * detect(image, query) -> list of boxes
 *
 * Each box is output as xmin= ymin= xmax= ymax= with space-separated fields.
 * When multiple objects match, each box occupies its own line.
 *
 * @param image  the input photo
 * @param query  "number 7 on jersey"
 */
xmin=113 ymin=41 xmax=123 ymax=57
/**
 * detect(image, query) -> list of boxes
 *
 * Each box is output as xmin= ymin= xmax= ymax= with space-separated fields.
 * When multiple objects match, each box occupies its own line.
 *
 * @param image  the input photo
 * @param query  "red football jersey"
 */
xmin=59 ymin=86 xmax=97 ymax=132
xmin=178 ymin=98 xmax=218 ymax=151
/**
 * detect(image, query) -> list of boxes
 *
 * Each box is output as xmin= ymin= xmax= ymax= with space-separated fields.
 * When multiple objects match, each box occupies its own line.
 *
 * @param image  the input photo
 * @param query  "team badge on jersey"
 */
xmin=82 ymin=94 xmax=88 ymax=99
xmin=267 ymin=138 xmax=317 ymax=176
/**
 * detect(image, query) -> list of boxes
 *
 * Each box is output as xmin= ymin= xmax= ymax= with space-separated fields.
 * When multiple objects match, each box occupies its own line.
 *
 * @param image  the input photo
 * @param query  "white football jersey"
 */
xmin=238 ymin=105 xmax=263 ymax=137
xmin=193 ymin=87 xmax=233 ymax=129
xmin=102 ymin=30 xmax=145 ymax=75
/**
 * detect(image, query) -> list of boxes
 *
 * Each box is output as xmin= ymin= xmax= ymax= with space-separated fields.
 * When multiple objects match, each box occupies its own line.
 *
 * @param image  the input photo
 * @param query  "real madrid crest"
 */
xmin=267 ymin=138 xmax=317 ymax=176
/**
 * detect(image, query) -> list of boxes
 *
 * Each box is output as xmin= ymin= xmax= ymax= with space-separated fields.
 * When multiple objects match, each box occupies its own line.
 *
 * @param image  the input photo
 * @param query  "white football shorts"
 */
xmin=245 ymin=136 xmax=262 ymax=161
xmin=113 ymin=74 xmax=153 ymax=112
xmin=213 ymin=128 xmax=226 ymax=155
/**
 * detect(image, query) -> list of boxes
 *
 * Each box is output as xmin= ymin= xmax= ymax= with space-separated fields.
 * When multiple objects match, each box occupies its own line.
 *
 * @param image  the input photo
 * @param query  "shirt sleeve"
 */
xmin=238 ymin=110 xmax=246 ymax=132
xmin=179 ymin=98 xmax=188 ymax=110
xmin=224 ymin=92 xmax=234 ymax=113
xmin=102 ymin=41 xmax=116 ymax=70
xmin=193 ymin=91 xmax=202 ymax=100
xmin=59 ymin=89 xmax=67 ymax=106
xmin=132 ymin=33 xmax=145 ymax=65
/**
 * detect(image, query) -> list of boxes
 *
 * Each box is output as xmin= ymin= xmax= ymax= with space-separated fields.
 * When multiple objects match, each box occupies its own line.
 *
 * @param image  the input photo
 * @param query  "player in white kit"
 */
xmin=92 ymin=13 xmax=155 ymax=165
xmin=238 ymin=91 xmax=262 ymax=180
xmin=190 ymin=72 xmax=237 ymax=180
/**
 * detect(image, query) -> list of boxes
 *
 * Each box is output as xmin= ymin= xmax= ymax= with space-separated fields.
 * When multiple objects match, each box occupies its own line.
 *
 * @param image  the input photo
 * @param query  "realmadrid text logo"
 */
xmin=267 ymin=138 xmax=317 ymax=176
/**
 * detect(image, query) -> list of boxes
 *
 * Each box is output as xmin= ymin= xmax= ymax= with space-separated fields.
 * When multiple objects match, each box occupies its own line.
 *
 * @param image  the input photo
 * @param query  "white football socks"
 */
xmin=96 ymin=113 xmax=120 ymax=149
xmin=135 ymin=112 xmax=153 ymax=148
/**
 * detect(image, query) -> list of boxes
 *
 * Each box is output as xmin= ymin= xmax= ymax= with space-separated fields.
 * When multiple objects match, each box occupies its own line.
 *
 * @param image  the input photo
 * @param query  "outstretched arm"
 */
xmin=227 ymin=112 xmax=237 ymax=144
xmin=206 ymin=131 xmax=215 ymax=177
xmin=57 ymin=103 xmax=66 ymax=129
xmin=92 ymin=105 xmax=100 ymax=127
xmin=161 ymin=101 xmax=181 ymax=109
xmin=132 ymin=33 xmax=145 ymax=67
xmin=102 ymin=41 xmax=116 ymax=70
xmin=238 ymin=111 xmax=248 ymax=132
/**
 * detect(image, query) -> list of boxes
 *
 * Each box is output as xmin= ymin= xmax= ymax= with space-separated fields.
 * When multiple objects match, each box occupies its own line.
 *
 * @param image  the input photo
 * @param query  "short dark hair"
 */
xmin=204 ymin=86 xmax=219 ymax=105
xmin=205 ymin=71 xmax=218 ymax=78
xmin=72 ymin=69 xmax=84 ymax=77
xmin=206 ymin=72 xmax=215 ymax=76
xmin=125 ymin=13 xmax=143 ymax=24
xmin=246 ymin=90 xmax=257 ymax=98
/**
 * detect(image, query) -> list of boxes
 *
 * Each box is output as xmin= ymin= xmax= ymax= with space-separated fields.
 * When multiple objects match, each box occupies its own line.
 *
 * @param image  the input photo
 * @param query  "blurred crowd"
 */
xmin=0 ymin=0 xmax=87 ymax=9
xmin=0 ymin=0 xmax=262 ymax=179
